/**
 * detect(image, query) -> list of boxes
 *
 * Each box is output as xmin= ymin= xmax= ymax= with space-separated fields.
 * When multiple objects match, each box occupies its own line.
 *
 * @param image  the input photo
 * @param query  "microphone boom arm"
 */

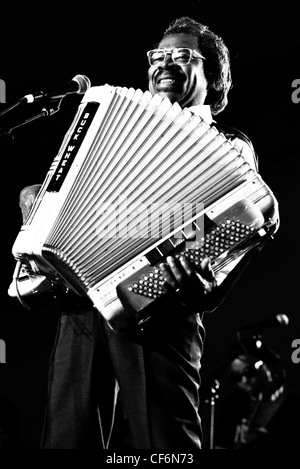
xmin=0 ymin=98 xmax=62 ymax=138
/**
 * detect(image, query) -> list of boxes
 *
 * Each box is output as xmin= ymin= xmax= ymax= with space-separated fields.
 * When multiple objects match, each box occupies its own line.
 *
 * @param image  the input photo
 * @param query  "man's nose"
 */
xmin=159 ymin=55 xmax=177 ymax=69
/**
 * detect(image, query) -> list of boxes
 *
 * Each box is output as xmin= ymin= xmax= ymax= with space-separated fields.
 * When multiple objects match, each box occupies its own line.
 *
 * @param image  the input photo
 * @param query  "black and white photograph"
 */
xmin=0 ymin=0 xmax=299 ymax=453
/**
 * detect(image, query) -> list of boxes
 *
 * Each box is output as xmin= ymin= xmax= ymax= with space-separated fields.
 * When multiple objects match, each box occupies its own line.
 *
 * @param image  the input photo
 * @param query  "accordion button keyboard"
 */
xmin=126 ymin=219 xmax=257 ymax=299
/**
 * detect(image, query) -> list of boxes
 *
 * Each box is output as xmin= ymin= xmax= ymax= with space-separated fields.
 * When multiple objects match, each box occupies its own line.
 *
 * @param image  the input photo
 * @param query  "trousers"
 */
xmin=40 ymin=295 xmax=205 ymax=449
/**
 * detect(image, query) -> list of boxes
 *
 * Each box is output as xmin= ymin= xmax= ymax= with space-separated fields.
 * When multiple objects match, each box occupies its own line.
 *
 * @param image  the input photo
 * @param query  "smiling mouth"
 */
xmin=158 ymin=78 xmax=176 ymax=84
xmin=156 ymin=77 xmax=183 ymax=90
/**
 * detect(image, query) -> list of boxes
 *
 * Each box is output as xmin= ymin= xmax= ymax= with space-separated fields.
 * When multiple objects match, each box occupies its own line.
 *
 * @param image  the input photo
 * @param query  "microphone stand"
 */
xmin=0 ymin=98 xmax=62 ymax=138
xmin=205 ymin=376 xmax=221 ymax=449
xmin=0 ymin=97 xmax=24 ymax=118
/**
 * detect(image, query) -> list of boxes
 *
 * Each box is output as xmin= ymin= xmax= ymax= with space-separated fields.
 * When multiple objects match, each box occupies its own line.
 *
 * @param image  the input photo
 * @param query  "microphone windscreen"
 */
xmin=72 ymin=75 xmax=91 ymax=94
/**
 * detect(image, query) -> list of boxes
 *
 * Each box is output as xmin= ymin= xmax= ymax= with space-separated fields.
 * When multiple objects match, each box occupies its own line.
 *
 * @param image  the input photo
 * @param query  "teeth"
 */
xmin=160 ymin=79 xmax=174 ymax=84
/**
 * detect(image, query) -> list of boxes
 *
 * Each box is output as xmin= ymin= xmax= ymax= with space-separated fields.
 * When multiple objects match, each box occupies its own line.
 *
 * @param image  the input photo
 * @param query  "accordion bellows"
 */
xmin=9 ymin=85 xmax=279 ymax=320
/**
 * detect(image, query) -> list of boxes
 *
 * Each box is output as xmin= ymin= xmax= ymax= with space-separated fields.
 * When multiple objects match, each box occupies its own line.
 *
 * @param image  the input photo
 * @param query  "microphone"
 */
xmin=22 ymin=74 xmax=91 ymax=103
xmin=240 ymin=314 xmax=289 ymax=332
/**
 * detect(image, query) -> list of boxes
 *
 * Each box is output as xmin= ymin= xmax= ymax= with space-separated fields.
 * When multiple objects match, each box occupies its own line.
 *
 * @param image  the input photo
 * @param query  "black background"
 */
xmin=0 ymin=0 xmax=299 ymax=449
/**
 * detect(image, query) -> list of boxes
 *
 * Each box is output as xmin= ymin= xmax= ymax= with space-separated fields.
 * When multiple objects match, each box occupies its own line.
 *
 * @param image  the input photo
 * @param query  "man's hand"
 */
xmin=19 ymin=184 xmax=42 ymax=223
xmin=159 ymin=255 xmax=217 ymax=312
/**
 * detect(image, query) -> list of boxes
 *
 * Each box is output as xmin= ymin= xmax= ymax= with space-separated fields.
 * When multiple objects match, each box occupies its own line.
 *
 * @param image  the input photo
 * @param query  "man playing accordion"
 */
xmin=16 ymin=17 xmax=278 ymax=449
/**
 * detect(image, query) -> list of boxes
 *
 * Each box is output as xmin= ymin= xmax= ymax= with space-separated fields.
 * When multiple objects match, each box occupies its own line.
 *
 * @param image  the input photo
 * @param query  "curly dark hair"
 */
xmin=159 ymin=17 xmax=232 ymax=115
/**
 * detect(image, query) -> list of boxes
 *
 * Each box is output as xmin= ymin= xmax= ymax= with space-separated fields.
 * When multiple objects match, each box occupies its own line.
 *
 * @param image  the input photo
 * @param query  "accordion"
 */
xmin=9 ymin=85 xmax=279 ymax=321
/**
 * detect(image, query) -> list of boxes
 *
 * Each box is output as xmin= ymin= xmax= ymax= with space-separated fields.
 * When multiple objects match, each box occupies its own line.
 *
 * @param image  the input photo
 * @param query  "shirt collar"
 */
xmin=187 ymin=104 xmax=214 ymax=124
